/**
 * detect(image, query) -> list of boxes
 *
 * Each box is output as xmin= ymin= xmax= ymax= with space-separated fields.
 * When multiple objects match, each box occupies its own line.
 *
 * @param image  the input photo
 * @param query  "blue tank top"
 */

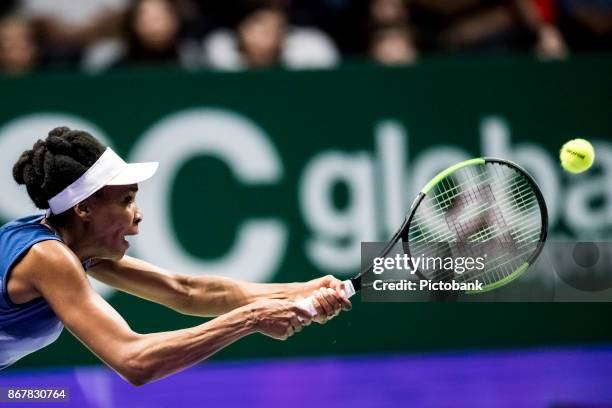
xmin=0 ymin=214 xmax=64 ymax=370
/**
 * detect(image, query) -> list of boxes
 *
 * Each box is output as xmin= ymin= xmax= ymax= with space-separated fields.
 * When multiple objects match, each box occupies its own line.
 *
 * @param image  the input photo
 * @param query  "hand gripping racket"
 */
xmin=297 ymin=158 xmax=548 ymax=317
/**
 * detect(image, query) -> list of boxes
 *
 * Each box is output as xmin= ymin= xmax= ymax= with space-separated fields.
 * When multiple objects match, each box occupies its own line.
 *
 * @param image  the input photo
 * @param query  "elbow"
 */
xmin=174 ymin=274 xmax=196 ymax=315
xmin=122 ymin=362 xmax=150 ymax=387
xmin=120 ymin=354 xmax=156 ymax=387
xmin=126 ymin=376 xmax=147 ymax=387
xmin=107 ymin=335 xmax=160 ymax=386
xmin=123 ymin=364 xmax=153 ymax=387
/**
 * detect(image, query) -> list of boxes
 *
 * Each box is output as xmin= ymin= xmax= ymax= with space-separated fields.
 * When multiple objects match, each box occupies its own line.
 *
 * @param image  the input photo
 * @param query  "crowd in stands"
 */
xmin=1 ymin=0 xmax=611 ymax=75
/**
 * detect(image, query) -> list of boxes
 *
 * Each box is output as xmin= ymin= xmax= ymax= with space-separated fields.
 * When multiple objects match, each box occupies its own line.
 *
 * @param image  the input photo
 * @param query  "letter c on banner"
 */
xmin=128 ymin=109 xmax=286 ymax=282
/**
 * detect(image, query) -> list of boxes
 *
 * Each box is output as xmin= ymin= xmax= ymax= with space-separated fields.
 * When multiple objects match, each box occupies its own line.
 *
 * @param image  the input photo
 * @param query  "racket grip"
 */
xmin=296 ymin=280 xmax=356 ymax=321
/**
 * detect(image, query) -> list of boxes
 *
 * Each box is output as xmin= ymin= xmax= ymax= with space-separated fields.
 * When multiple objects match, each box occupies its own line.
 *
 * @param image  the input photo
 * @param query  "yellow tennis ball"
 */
xmin=560 ymin=139 xmax=595 ymax=174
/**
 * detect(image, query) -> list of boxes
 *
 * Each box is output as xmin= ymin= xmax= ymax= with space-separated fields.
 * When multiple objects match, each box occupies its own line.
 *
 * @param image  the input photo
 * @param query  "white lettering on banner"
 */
xmin=300 ymin=151 xmax=376 ymax=271
xmin=128 ymin=109 xmax=287 ymax=283
xmin=376 ymin=120 xmax=407 ymax=234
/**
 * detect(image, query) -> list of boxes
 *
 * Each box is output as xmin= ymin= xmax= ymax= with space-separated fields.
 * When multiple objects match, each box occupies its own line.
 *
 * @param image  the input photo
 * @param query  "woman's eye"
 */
xmin=125 ymin=196 xmax=134 ymax=204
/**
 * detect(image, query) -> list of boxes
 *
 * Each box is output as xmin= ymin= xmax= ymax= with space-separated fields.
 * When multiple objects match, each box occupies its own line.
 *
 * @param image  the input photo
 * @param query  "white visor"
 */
xmin=47 ymin=147 xmax=158 ymax=215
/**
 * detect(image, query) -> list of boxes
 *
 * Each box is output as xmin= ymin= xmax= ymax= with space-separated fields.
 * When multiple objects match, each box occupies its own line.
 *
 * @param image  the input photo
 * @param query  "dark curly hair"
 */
xmin=12 ymin=126 xmax=106 ymax=225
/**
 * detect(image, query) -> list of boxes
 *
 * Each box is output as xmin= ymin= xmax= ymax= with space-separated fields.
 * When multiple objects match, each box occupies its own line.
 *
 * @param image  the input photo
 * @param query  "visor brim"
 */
xmin=106 ymin=162 xmax=159 ymax=186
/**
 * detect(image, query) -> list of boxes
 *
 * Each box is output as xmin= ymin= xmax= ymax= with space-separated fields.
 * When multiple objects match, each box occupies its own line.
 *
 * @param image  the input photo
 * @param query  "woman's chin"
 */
xmin=108 ymin=240 xmax=129 ymax=260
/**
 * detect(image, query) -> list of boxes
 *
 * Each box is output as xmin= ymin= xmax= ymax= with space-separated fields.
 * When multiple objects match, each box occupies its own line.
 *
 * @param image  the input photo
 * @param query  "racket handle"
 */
xmin=296 ymin=280 xmax=356 ymax=321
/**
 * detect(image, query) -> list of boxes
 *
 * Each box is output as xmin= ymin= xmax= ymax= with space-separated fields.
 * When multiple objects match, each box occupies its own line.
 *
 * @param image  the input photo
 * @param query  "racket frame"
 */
xmin=353 ymin=157 xmax=548 ymax=293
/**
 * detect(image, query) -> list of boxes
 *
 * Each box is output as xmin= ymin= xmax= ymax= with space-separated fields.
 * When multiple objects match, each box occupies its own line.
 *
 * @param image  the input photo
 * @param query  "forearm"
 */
xmin=181 ymin=276 xmax=300 ymax=317
xmin=85 ymin=257 xmax=304 ymax=317
xmin=125 ymin=306 xmax=256 ymax=385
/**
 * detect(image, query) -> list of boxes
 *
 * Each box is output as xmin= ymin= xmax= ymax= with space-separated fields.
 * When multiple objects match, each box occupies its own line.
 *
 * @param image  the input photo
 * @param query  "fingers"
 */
xmin=326 ymin=276 xmax=345 ymax=295
xmin=326 ymin=288 xmax=344 ymax=316
xmin=258 ymin=287 xmax=350 ymax=341
xmin=323 ymin=288 xmax=350 ymax=316
xmin=337 ymin=290 xmax=352 ymax=312
xmin=321 ymin=277 xmax=352 ymax=311
xmin=283 ymin=323 xmax=294 ymax=340
xmin=293 ymin=304 xmax=313 ymax=325
xmin=310 ymin=297 xmax=328 ymax=324
xmin=255 ymin=299 xmax=315 ymax=341
xmin=290 ymin=314 xmax=303 ymax=334
xmin=281 ymin=309 xmax=305 ymax=340
xmin=314 ymin=288 xmax=335 ymax=317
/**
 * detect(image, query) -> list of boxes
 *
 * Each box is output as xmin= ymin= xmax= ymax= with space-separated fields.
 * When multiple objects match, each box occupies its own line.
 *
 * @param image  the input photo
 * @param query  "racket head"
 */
xmin=404 ymin=157 xmax=548 ymax=292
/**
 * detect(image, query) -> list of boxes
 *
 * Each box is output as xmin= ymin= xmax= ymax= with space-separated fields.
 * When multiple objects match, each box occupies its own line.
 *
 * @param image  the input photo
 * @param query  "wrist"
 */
xmin=285 ymin=282 xmax=307 ymax=299
xmin=239 ymin=303 xmax=260 ymax=333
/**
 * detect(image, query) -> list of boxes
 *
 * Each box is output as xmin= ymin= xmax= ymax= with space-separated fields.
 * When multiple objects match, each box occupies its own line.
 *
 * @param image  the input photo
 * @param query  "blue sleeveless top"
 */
xmin=0 ymin=214 xmax=64 ymax=370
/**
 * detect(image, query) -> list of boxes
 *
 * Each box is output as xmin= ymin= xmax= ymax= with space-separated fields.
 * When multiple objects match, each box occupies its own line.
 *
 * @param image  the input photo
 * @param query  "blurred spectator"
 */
xmin=369 ymin=0 xmax=409 ymax=27
xmin=1 ymin=0 xmax=607 ymax=75
xmin=534 ymin=23 xmax=567 ymax=58
xmin=404 ymin=0 xmax=567 ymax=59
xmin=204 ymin=2 xmax=339 ymax=70
xmin=124 ymin=0 xmax=181 ymax=65
xmin=17 ymin=0 xmax=128 ymax=68
xmin=557 ymin=0 xmax=612 ymax=52
xmin=83 ymin=0 xmax=201 ymax=72
xmin=516 ymin=0 xmax=568 ymax=59
xmin=370 ymin=24 xmax=417 ymax=65
xmin=236 ymin=5 xmax=285 ymax=68
xmin=0 ymin=15 xmax=38 ymax=75
xmin=365 ymin=0 xmax=414 ymax=64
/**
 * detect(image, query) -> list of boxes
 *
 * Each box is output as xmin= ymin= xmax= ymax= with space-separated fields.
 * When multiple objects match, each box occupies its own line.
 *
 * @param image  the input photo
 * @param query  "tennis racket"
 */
xmin=298 ymin=157 xmax=548 ymax=316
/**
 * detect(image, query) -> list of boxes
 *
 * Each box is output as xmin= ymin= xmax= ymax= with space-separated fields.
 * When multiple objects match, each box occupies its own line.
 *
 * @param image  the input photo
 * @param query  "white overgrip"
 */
xmin=296 ymin=280 xmax=356 ymax=321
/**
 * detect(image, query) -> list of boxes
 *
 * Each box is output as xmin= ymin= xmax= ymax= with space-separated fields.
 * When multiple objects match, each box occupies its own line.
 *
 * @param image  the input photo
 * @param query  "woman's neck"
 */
xmin=40 ymin=217 xmax=96 ymax=263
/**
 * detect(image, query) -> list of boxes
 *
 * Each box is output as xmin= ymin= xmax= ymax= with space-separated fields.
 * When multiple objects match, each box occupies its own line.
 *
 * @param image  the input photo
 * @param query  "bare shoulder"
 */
xmin=19 ymin=240 xmax=101 ymax=321
xmin=8 ymin=240 xmax=83 ymax=304
xmin=19 ymin=240 xmax=84 ymax=283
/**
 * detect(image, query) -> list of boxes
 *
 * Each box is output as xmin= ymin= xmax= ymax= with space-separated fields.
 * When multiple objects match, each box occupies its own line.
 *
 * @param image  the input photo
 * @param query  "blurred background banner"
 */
xmin=1 ymin=57 xmax=611 ymax=369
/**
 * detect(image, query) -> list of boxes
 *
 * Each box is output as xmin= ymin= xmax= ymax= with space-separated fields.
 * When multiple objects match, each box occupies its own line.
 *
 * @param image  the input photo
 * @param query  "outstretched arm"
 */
xmin=26 ymin=241 xmax=311 ymax=386
xmin=87 ymin=256 xmax=351 ymax=318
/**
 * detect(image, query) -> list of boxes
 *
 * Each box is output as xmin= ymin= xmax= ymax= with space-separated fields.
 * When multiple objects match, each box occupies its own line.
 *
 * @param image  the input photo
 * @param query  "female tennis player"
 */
xmin=0 ymin=127 xmax=351 ymax=385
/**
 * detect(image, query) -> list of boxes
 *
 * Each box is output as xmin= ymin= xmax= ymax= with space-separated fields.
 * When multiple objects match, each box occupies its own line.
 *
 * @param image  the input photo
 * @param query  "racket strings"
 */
xmin=420 ymin=239 xmax=536 ymax=285
xmin=422 ymin=170 xmax=538 ymax=243
xmin=412 ymin=217 xmax=543 ymax=285
xmin=409 ymin=239 xmax=533 ymax=285
xmin=417 ymin=166 xmax=535 ymax=231
xmin=407 ymin=162 xmax=543 ymax=286
xmin=411 ymin=173 xmax=540 ymax=243
xmin=418 ymin=167 xmax=533 ymax=239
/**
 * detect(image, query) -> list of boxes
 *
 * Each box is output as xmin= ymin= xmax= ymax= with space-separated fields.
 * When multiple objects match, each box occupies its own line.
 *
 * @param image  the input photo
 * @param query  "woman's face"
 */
xmin=371 ymin=29 xmax=416 ymax=65
xmin=133 ymin=0 xmax=179 ymax=50
xmin=0 ymin=18 xmax=37 ymax=74
xmin=238 ymin=9 xmax=286 ymax=67
xmin=85 ymin=184 xmax=142 ymax=260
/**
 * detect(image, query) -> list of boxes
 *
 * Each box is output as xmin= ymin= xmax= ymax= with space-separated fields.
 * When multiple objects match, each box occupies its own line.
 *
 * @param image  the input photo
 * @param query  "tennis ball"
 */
xmin=560 ymin=139 xmax=595 ymax=174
